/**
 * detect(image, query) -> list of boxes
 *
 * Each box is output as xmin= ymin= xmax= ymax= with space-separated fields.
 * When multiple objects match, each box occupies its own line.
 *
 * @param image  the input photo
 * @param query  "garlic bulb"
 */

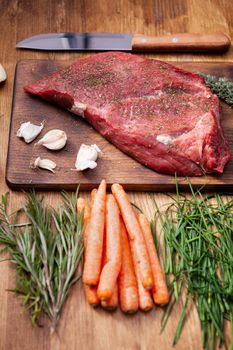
xmin=17 ymin=121 xmax=44 ymax=143
xmin=75 ymin=144 xmax=101 ymax=171
xmin=36 ymin=129 xmax=67 ymax=150
xmin=0 ymin=64 xmax=7 ymax=83
xmin=33 ymin=157 xmax=57 ymax=173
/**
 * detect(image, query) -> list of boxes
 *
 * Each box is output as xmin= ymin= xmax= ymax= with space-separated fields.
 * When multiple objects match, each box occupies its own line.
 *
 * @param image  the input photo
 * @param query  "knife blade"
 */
xmin=16 ymin=32 xmax=230 ymax=52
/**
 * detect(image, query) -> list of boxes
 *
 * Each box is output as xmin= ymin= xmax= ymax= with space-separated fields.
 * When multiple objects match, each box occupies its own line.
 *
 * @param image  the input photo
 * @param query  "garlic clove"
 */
xmin=33 ymin=157 xmax=57 ymax=173
xmin=36 ymin=129 xmax=67 ymax=150
xmin=17 ymin=121 xmax=44 ymax=143
xmin=75 ymin=144 xmax=101 ymax=171
xmin=0 ymin=64 xmax=7 ymax=83
xmin=76 ymin=159 xmax=98 ymax=171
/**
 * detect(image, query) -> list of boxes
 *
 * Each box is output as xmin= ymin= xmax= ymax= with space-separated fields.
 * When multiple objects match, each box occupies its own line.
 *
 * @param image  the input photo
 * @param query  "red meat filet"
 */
xmin=24 ymin=52 xmax=231 ymax=176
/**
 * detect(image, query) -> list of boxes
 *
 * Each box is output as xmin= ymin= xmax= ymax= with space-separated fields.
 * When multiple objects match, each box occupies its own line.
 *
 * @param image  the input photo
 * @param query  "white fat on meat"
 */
xmin=70 ymin=101 xmax=87 ymax=117
xmin=156 ymin=134 xmax=173 ymax=145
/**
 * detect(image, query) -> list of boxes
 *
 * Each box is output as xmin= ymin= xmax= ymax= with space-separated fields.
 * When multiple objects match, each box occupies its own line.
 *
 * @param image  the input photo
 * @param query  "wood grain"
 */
xmin=132 ymin=33 xmax=230 ymax=52
xmin=6 ymin=59 xmax=233 ymax=192
xmin=0 ymin=0 xmax=232 ymax=350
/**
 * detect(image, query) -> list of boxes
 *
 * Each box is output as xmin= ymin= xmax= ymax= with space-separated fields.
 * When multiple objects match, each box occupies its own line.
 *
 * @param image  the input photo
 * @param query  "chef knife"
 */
xmin=16 ymin=32 xmax=230 ymax=52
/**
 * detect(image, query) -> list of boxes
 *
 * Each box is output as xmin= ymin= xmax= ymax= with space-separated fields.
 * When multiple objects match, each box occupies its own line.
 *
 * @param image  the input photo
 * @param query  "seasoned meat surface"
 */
xmin=24 ymin=52 xmax=231 ymax=176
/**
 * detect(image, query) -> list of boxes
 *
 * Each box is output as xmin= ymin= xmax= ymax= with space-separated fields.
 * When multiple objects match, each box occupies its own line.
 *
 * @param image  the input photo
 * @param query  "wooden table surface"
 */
xmin=0 ymin=1 xmax=232 ymax=349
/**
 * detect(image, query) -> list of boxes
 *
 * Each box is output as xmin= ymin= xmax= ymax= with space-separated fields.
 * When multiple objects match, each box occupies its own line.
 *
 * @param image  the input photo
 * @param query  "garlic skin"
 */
xmin=0 ymin=64 xmax=7 ymax=83
xmin=33 ymin=157 xmax=57 ymax=173
xmin=17 ymin=121 xmax=44 ymax=143
xmin=75 ymin=144 xmax=101 ymax=171
xmin=36 ymin=129 xmax=67 ymax=150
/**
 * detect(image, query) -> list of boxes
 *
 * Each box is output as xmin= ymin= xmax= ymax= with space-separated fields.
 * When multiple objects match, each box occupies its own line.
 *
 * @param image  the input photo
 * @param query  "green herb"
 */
xmin=0 ymin=190 xmax=83 ymax=330
xmin=199 ymin=72 xmax=233 ymax=107
xmin=151 ymin=183 xmax=233 ymax=350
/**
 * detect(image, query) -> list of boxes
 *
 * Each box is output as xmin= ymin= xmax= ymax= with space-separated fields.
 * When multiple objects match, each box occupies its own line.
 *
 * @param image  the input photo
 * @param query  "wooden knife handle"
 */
xmin=132 ymin=33 xmax=230 ymax=52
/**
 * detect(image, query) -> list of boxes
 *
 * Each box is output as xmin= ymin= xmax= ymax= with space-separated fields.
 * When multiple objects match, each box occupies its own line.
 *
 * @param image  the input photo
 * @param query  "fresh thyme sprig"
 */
xmin=199 ymin=72 xmax=233 ymax=107
xmin=151 ymin=184 xmax=233 ymax=350
xmin=0 ymin=190 xmax=83 ymax=329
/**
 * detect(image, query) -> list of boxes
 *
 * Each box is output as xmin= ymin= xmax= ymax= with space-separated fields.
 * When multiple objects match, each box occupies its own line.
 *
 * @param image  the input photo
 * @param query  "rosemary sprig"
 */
xmin=151 ymin=184 xmax=233 ymax=350
xmin=199 ymin=72 xmax=233 ymax=107
xmin=0 ymin=190 xmax=83 ymax=329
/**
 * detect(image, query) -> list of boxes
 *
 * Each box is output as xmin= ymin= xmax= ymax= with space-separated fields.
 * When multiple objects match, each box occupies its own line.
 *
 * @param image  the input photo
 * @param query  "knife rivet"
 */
xmin=172 ymin=37 xmax=178 ymax=43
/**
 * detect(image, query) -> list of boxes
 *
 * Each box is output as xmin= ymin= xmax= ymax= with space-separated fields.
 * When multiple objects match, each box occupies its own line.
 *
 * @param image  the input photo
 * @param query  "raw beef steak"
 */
xmin=24 ymin=52 xmax=231 ymax=176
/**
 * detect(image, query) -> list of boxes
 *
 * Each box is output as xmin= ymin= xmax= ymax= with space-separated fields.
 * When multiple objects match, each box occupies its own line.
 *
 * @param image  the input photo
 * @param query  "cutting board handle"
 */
xmin=132 ymin=33 xmax=230 ymax=52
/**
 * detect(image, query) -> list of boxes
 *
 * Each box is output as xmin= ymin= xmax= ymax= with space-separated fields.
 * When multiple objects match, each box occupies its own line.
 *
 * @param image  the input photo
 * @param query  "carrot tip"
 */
xmin=101 ymin=305 xmax=118 ymax=312
xmin=90 ymin=302 xmax=100 ymax=308
xmin=153 ymin=295 xmax=169 ymax=306
xmin=140 ymin=305 xmax=153 ymax=312
xmin=124 ymin=309 xmax=138 ymax=315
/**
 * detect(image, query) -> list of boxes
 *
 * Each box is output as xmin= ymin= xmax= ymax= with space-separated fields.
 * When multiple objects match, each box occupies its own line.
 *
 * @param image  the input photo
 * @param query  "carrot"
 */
xmin=78 ymin=196 xmax=100 ymax=306
xmin=138 ymin=213 xmax=169 ymax=305
xmin=134 ymin=266 xmax=153 ymax=312
xmin=99 ymin=222 xmax=118 ymax=310
xmin=77 ymin=197 xmax=91 ymax=225
xmin=83 ymin=179 xmax=106 ymax=286
xmin=111 ymin=183 xmax=153 ymax=290
xmin=97 ymin=194 xmax=121 ymax=300
xmin=77 ymin=197 xmax=86 ymax=214
xmin=101 ymin=284 xmax=118 ymax=311
xmin=118 ymin=219 xmax=139 ymax=314
xmin=99 ymin=219 xmax=118 ymax=310
xmin=83 ymin=216 xmax=100 ymax=307
xmin=83 ymin=283 xmax=100 ymax=307
xmin=84 ymin=189 xmax=98 ymax=248
xmin=84 ymin=189 xmax=98 ymax=249
xmin=77 ymin=197 xmax=91 ymax=249
xmin=91 ymin=188 xmax=98 ymax=203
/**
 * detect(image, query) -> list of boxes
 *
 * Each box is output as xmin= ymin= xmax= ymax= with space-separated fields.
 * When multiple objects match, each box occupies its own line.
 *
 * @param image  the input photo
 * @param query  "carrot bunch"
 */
xmin=78 ymin=180 xmax=169 ymax=313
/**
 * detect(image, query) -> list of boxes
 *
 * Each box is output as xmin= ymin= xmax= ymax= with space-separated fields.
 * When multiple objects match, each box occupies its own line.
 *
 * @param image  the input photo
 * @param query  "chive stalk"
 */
xmin=151 ymin=183 xmax=233 ymax=349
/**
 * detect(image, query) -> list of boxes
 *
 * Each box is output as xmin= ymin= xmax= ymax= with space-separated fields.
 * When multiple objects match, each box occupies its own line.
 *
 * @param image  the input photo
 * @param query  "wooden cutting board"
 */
xmin=6 ymin=59 xmax=233 ymax=191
